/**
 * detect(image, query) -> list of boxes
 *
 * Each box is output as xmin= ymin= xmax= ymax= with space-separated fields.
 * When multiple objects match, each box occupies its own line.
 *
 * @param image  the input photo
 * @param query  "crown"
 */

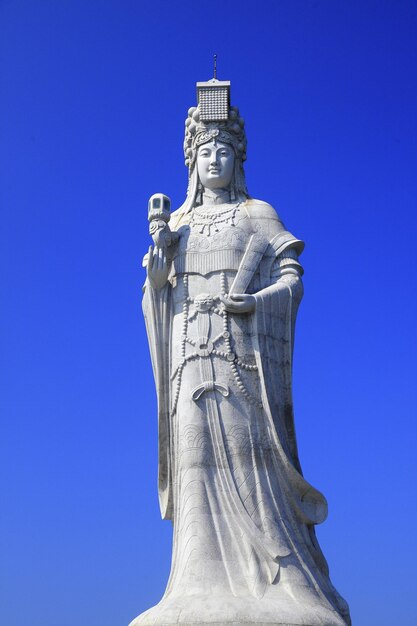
xmin=183 ymin=78 xmax=247 ymax=168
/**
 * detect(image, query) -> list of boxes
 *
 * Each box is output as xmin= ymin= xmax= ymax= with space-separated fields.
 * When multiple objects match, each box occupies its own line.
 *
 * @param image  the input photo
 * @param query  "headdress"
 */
xmin=174 ymin=76 xmax=249 ymax=221
xmin=183 ymin=79 xmax=247 ymax=168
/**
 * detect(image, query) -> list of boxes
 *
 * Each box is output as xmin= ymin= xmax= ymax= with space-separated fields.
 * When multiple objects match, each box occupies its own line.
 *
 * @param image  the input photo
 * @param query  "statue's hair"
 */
xmin=172 ymin=106 xmax=250 ymax=225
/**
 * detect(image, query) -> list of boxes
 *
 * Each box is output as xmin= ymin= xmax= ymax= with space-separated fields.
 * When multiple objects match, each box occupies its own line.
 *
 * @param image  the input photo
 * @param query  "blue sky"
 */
xmin=1 ymin=1 xmax=416 ymax=625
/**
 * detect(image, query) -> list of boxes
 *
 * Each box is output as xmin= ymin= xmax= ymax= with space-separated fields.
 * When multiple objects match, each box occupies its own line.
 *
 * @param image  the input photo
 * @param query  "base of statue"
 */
xmin=129 ymin=587 xmax=348 ymax=626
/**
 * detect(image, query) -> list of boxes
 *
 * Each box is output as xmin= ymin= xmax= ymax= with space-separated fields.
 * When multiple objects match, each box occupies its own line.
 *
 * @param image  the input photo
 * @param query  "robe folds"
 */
xmin=137 ymin=200 xmax=350 ymax=626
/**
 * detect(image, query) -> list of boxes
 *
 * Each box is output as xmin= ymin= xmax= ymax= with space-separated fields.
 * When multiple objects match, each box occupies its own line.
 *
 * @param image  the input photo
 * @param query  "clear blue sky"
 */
xmin=1 ymin=1 xmax=416 ymax=625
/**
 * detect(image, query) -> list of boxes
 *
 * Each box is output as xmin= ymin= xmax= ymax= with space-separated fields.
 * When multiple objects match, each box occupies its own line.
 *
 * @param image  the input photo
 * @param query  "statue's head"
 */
xmin=182 ymin=105 xmax=248 ymax=206
xmin=175 ymin=78 xmax=249 ymax=216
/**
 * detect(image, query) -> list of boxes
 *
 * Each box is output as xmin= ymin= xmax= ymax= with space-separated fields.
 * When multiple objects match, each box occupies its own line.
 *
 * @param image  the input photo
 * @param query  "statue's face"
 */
xmin=197 ymin=141 xmax=235 ymax=190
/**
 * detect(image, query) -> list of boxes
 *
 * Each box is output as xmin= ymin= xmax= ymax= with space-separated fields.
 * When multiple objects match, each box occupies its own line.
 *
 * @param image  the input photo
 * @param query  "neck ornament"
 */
xmin=190 ymin=203 xmax=240 ymax=236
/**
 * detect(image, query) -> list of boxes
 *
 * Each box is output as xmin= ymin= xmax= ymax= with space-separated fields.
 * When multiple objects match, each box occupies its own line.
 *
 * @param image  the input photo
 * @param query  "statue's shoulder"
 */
xmin=243 ymin=198 xmax=282 ymax=219
xmin=171 ymin=207 xmax=182 ymax=220
xmin=170 ymin=207 xmax=191 ymax=231
xmin=242 ymin=199 xmax=285 ymax=233
xmin=171 ymin=207 xmax=185 ymax=223
xmin=243 ymin=199 xmax=304 ymax=256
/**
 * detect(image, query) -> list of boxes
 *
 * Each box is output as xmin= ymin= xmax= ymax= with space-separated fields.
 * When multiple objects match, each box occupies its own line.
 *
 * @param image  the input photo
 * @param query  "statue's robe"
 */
xmin=140 ymin=199 xmax=350 ymax=626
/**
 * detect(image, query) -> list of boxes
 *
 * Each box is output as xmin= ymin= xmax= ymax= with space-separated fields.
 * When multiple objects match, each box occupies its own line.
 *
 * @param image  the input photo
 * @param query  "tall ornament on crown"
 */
xmin=130 ymin=71 xmax=351 ymax=626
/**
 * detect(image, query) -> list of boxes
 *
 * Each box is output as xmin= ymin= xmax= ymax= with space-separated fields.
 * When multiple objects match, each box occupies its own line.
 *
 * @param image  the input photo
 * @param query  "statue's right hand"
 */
xmin=146 ymin=245 xmax=169 ymax=290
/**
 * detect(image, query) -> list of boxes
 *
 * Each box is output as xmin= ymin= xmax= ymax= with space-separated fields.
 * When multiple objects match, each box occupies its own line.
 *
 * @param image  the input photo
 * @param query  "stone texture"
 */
xmin=130 ymin=79 xmax=350 ymax=626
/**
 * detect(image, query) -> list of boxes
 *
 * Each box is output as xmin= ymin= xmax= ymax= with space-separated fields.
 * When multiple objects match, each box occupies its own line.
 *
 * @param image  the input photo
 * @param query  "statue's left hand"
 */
xmin=219 ymin=293 xmax=256 ymax=314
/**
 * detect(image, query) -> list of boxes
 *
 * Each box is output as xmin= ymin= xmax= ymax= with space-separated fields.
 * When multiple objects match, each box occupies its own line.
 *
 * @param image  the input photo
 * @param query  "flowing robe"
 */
xmin=136 ymin=200 xmax=350 ymax=626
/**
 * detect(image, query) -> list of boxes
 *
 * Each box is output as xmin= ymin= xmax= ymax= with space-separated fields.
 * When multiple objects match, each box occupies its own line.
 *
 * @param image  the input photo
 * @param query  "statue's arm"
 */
xmin=256 ymin=247 xmax=304 ymax=302
xmin=220 ymin=251 xmax=302 ymax=313
xmin=220 ymin=197 xmax=304 ymax=313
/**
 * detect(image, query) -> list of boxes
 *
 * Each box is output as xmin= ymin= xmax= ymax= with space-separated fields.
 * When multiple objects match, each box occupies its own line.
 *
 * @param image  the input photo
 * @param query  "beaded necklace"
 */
xmin=190 ymin=202 xmax=241 ymax=236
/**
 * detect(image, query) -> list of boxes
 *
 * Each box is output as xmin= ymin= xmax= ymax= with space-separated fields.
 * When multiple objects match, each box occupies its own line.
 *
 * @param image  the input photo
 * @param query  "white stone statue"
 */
xmin=130 ymin=78 xmax=350 ymax=626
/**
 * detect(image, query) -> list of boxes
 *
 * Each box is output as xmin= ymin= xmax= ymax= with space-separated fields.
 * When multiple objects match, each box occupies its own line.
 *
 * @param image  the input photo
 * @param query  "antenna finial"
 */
xmin=213 ymin=54 xmax=217 ymax=79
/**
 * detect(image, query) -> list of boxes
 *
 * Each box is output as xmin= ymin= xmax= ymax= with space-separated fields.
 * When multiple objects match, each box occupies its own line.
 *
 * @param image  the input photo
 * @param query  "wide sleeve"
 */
xmin=252 ymin=244 xmax=328 ymax=526
xmin=142 ymin=280 xmax=173 ymax=520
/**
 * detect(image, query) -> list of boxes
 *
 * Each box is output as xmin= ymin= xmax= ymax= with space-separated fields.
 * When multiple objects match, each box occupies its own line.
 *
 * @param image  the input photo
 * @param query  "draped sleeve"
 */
xmin=252 ymin=234 xmax=328 ymax=527
xmin=142 ymin=280 xmax=173 ymax=519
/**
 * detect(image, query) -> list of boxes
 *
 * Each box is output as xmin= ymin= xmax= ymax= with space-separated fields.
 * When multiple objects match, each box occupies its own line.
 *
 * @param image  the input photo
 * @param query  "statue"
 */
xmin=130 ymin=76 xmax=351 ymax=626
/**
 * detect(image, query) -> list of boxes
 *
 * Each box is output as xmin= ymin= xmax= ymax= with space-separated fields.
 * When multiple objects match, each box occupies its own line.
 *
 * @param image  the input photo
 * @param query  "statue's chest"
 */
xmin=172 ymin=205 xmax=253 ymax=276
